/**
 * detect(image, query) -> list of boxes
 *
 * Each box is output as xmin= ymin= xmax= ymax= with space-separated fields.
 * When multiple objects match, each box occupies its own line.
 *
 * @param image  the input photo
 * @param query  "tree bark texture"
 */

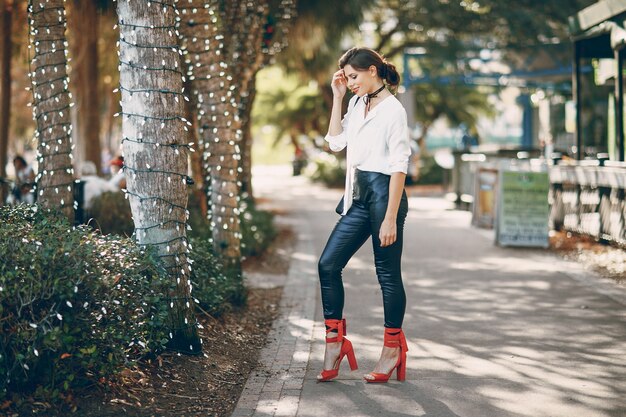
xmin=183 ymin=77 xmax=208 ymax=219
xmin=239 ymin=76 xmax=255 ymax=199
xmin=0 ymin=0 xmax=12 ymax=181
xmin=68 ymin=0 xmax=100 ymax=173
xmin=116 ymin=0 xmax=200 ymax=353
xmin=179 ymin=0 xmax=243 ymax=273
xmin=232 ymin=0 xmax=296 ymax=201
xmin=28 ymin=0 xmax=74 ymax=222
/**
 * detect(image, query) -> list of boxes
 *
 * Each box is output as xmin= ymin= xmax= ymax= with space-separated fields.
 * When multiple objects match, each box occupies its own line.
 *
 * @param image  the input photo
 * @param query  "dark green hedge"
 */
xmin=189 ymin=237 xmax=247 ymax=317
xmin=0 ymin=205 xmax=172 ymax=403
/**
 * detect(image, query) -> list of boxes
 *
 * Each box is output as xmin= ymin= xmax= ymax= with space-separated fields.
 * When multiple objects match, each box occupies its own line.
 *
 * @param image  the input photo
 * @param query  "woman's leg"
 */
xmin=318 ymin=201 xmax=371 ymax=320
xmin=364 ymin=192 xmax=409 ymax=381
xmin=369 ymin=193 xmax=409 ymax=328
xmin=317 ymin=201 xmax=371 ymax=379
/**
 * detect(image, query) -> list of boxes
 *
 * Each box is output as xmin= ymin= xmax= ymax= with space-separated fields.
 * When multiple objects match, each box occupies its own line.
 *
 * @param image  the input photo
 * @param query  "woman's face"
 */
xmin=343 ymin=64 xmax=378 ymax=97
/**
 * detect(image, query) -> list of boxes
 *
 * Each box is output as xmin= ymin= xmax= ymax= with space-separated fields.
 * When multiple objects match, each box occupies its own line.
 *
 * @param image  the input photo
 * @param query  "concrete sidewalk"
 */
xmin=232 ymin=165 xmax=626 ymax=417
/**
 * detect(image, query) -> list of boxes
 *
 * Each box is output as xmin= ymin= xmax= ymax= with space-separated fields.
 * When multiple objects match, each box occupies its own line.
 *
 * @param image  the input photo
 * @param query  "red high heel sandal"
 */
xmin=317 ymin=318 xmax=358 ymax=382
xmin=364 ymin=328 xmax=408 ymax=383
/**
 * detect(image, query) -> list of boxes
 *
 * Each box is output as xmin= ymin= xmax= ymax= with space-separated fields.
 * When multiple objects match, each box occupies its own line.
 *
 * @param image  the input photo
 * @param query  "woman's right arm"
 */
xmin=325 ymin=69 xmax=350 ymax=151
xmin=327 ymin=95 xmax=345 ymax=137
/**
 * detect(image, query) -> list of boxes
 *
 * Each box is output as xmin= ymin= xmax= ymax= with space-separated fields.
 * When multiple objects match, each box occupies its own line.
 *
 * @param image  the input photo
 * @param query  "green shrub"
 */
xmin=87 ymin=191 xmax=134 ymax=236
xmin=187 ymin=192 xmax=277 ymax=259
xmin=239 ymin=198 xmax=277 ymax=258
xmin=0 ymin=205 xmax=171 ymax=403
xmin=186 ymin=189 xmax=209 ymax=240
xmin=184 ymin=192 xmax=276 ymax=314
xmin=308 ymin=153 xmax=345 ymax=188
xmin=189 ymin=237 xmax=247 ymax=316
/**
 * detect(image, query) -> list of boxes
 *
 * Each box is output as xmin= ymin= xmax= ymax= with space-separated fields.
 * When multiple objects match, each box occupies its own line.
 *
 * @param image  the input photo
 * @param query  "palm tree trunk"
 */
xmin=239 ymin=76 xmax=256 ymax=199
xmin=179 ymin=0 xmax=243 ymax=275
xmin=236 ymin=0 xmax=296 ymax=200
xmin=116 ymin=0 xmax=200 ymax=353
xmin=183 ymin=78 xmax=207 ymax=219
xmin=231 ymin=2 xmax=267 ymax=202
xmin=0 ymin=0 xmax=12 ymax=185
xmin=28 ymin=0 xmax=74 ymax=222
xmin=103 ymin=82 xmax=119 ymax=155
xmin=68 ymin=0 xmax=101 ymax=173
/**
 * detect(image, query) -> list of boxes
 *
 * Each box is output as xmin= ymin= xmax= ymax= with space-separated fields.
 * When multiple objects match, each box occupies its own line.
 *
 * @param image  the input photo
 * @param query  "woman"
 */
xmin=317 ymin=47 xmax=410 ymax=383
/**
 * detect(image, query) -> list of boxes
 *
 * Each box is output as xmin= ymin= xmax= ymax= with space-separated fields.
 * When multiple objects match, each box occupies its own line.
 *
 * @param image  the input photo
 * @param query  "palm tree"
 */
xmin=253 ymin=70 xmax=327 ymax=150
xmin=178 ymin=0 xmax=244 ymax=274
xmin=0 ymin=0 xmax=13 ymax=190
xmin=235 ymin=0 xmax=295 ymax=199
xmin=116 ymin=0 xmax=200 ymax=353
xmin=27 ymin=0 xmax=75 ymax=222
xmin=67 ymin=0 xmax=103 ymax=174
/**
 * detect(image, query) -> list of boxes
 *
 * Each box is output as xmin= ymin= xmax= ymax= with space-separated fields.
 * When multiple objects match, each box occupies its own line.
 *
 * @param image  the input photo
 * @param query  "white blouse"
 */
xmin=324 ymin=94 xmax=411 ymax=215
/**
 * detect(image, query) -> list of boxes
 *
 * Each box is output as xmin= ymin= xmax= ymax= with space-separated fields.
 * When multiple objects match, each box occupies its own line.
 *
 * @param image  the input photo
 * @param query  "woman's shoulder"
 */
xmin=380 ymin=95 xmax=407 ymax=118
xmin=386 ymin=94 xmax=405 ymax=109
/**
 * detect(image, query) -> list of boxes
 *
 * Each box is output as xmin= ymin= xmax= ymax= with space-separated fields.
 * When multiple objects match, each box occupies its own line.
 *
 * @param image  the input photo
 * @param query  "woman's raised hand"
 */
xmin=331 ymin=69 xmax=347 ymax=99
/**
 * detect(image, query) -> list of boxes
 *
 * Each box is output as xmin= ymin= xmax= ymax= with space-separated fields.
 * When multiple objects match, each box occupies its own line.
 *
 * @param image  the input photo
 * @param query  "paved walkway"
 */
xmin=232 ymin=165 xmax=626 ymax=417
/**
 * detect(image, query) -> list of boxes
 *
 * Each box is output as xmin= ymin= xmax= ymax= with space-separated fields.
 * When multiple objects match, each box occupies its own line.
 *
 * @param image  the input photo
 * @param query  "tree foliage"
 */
xmin=253 ymin=68 xmax=326 ymax=149
xmin=372 ymin=0 xmax=596 ymax=59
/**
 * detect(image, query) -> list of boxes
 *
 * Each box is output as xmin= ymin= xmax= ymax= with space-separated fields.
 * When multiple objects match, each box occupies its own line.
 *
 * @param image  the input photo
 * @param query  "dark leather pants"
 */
xmin=318 ymin=170 xmax=408 ymax=328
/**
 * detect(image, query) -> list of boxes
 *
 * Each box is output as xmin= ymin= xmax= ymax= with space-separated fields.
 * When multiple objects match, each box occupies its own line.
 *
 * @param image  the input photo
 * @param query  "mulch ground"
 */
xmin=550 ymin=230 xmax=626 ymax=286
xmin=66 ymin=286 xmax=282 ymax=417
xmin=8 ymin=223 xmax=295 ymax=417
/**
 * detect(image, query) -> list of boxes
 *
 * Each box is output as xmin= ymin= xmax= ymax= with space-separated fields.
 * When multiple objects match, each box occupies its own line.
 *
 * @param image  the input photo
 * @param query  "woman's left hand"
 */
xmin=379 ymin=217 xmax=397 ymax=247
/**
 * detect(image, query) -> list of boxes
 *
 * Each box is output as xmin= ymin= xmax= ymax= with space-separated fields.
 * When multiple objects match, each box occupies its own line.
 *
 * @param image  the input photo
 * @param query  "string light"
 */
xmin=115 ymin=0 xmax=199 ymax=351
xmin=178 ymin=0 xmax=244 ymax=271
xmin=27 ymin=0 xmax=75 ymax=221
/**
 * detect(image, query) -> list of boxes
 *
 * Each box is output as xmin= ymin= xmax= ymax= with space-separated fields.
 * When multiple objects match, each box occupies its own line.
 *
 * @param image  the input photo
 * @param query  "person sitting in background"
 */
xmin=12 ymin=155 xmax=36 ymax=204
xmin=108 ymin=156 xmax=126 ymax=189
xmin=80 ymin=161 xmax=117 ymax=210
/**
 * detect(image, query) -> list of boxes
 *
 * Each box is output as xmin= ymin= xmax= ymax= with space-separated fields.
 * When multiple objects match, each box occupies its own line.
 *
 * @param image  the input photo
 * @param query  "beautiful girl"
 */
xmin=317 ymin=47 xmax=410 ymax=383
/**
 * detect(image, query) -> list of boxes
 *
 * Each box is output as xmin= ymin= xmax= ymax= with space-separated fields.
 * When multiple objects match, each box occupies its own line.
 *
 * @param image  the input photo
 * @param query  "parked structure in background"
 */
xmin=552 ymin=0 xmax=626 ymax=245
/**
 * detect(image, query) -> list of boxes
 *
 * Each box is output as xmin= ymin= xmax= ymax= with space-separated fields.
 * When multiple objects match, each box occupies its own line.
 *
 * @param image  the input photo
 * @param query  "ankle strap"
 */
xmin=324 ymin=319 xmax=346 ymax=343
xmin=383 ymin=328 xmax=408 ymax=352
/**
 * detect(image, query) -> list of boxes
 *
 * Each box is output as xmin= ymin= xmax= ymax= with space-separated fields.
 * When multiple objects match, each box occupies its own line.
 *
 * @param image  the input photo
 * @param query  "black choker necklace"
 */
xmin=363 ymin=84 xmax=386 ymax=112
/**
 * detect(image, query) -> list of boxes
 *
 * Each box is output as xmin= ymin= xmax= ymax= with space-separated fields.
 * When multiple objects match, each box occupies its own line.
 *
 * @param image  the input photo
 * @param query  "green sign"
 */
xmin=496 ymin=170 xmax=550 ymax=248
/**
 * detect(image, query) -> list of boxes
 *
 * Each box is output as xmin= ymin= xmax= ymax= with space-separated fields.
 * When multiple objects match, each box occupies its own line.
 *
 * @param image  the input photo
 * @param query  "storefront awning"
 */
xmin=571 ymin=20 xmax=626 ymax=57
xmin=569 ymin=0 xmax=626 ymax=36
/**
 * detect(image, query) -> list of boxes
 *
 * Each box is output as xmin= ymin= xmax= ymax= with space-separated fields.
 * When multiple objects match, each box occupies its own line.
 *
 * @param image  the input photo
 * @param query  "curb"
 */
xmin=231 ymin=215 xmax=317 ymax=417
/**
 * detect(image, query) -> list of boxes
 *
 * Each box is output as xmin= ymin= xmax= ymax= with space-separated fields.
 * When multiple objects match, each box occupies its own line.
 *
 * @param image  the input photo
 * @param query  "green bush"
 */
xmin=239 ymin=198 xmax=277 ymax=258
xmin=184 ymin=192 xmax=276 ymax=314
xmin=189 ymin=237 xmax=247 ymax=316
xmin=308 ymin=153 xmax=345 ymax=188
xmin=186 ymin=189 xmax=208 ymax=239
xmin=187 ymin=192 xmax=277 ymax=259
xmin=0 ymin=205 xmax=171 ymax=403
xmin=87 ymin=191 xmax=134 ymax=236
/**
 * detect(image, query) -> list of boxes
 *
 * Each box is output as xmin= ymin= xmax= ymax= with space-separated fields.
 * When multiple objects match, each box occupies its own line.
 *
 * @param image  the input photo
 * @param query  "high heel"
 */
xmin=317 ymin=318 xmax=358 ymax=382
xmin=364 ymin=327 xmax=408 ymax=383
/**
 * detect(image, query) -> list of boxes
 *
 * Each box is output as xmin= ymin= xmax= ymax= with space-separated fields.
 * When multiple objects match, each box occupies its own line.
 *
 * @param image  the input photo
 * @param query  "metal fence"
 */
xmin=452 ymin=149 xmax=626 ymax=246
xmin=550 ymin=161 xmax=626 ymax=245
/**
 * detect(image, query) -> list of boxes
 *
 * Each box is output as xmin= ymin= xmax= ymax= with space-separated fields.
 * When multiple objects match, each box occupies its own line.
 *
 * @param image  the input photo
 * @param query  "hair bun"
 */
xmin=380 ymin=62 xmax=388 ymax=78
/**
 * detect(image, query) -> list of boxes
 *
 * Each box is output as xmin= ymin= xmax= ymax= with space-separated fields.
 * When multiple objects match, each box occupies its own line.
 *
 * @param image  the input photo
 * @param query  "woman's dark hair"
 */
xmin=338 ymin=47 xmax=400 ymax=92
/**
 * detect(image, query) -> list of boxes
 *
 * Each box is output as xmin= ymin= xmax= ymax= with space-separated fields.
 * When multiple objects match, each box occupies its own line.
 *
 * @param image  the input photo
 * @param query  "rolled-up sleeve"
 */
xmin=387 ymin=109 xmax=411 ymax=174
xmin=324 ymin=96 xmax=356 ymax=152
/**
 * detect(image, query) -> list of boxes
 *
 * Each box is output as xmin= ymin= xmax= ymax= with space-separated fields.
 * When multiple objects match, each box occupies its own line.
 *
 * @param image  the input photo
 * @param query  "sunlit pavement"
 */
xmin=232 ymin=164 xmax=626 ymax=417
